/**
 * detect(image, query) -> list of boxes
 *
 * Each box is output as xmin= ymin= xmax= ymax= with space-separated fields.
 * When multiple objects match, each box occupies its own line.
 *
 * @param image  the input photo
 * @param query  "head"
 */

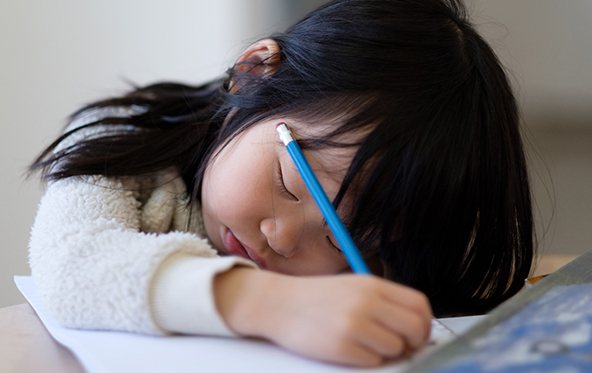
xmin=198 ymin=0 xmax=534 ymax=316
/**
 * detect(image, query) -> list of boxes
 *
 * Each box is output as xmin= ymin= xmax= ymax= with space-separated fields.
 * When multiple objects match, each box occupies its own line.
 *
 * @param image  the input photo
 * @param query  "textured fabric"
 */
xmin=151 ymin=252 xmax=255 ymax=336
xmin=28 ymin=107 xmax=256 ymax=336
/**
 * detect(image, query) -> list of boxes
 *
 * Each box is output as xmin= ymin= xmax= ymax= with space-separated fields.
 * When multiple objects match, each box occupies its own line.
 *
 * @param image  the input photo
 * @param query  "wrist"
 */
xmin=214 ymin=267 xmax=285 ymax=338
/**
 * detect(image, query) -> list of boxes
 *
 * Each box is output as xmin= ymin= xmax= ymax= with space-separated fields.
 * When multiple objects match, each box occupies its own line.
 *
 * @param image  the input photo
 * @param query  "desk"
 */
xmin=0 ymin=255 xmax=576 ymax=373
xmin=0 ymin=303 xmax=84 ymax=373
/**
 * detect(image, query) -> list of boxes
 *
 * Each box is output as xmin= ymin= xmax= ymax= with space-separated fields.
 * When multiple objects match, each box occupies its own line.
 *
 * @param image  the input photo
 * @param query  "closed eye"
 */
xmin=323 ymin=219 xmax=343 ymax=254
xmin=326 ymin=235 xmax=343 ymax=254
xmin=276 ymin=160 xmax=299 ymax=201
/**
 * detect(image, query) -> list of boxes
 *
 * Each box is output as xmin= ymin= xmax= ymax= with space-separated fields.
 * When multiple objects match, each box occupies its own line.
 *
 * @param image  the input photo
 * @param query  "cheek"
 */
xmin=203 ymin=149 xmax=273 ymax=221
xmin=272 ymin=249 xmax=349 ymax=275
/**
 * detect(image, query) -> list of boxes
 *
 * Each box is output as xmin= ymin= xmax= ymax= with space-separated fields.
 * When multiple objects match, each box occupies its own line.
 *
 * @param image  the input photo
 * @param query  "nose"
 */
xmin=260 ymin=214 xmax=304 ymax=258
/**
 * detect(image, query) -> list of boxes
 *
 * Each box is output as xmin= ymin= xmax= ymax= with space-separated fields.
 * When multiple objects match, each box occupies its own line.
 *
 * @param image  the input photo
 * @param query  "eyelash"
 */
xmin=326 ymin=236 xmax=343 ymax=254
xmin=276 ymin=161 xmax=342 ymax=255
xmin=276 ymin=161 xmax=299 ymax=201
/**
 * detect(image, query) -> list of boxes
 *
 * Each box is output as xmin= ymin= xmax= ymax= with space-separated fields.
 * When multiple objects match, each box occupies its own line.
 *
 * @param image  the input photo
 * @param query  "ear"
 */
xmin=228 ymin=38 xmax=281 ymax=93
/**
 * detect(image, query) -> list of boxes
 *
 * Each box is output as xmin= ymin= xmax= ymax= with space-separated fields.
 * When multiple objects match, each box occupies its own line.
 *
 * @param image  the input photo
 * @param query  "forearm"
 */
xmin=29 ymin=176 xmax=234 ymax=335
xmin=150 ymin=253 xmax=256 ymax=336
xmin=213 ymin=267 xmax=283 ymax=338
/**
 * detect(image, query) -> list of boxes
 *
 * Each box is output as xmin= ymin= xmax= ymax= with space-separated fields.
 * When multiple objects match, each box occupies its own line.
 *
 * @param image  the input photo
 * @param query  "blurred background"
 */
xmin=1 ymin=0 xmax=590 ymax=307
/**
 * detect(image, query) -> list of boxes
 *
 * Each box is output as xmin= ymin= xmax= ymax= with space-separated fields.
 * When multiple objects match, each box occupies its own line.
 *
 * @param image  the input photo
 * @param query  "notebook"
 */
xmin=407 ymin=249 xmax=592 ymax=373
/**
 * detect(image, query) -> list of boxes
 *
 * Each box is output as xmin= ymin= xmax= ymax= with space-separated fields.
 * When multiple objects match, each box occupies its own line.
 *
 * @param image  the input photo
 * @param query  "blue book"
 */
xmin=409 ymin=249 xmax=592 ymax=373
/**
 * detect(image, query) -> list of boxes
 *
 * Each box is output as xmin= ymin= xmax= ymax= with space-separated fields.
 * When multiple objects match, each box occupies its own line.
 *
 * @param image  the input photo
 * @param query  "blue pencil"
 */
xmin=276 ymin=123 xmax=371 ymax=274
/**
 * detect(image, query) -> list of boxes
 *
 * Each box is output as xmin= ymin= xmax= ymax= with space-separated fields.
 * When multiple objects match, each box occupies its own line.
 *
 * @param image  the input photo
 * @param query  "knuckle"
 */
xmin=329 ymin=338 xmax=350 ymax=356
xmin=386 ymin=337 xmax=405 ymax=358
xmin=357 ymin=275 xmax=380 ymax=290
xmin=323 ymin=342 xmax=383 ymax=368
xmin=409 ymin=291 xmax=431 ymax=311
xmin=346 ymin=292 xmax=374 ymax=312
xmin=419 ymin=293 xmax=431 ymax=311
xmin=345 ymin=349 xmax=383 ymax=368
xmin=360 ymin=354 xmax=383 ymax=367
xmin=327 ymin=339 xmax=367 ymax=364
xmin=337 ymin=314 xmax=363 ymax=335
xmin=406 ymin=315 xmax=428 ymax=346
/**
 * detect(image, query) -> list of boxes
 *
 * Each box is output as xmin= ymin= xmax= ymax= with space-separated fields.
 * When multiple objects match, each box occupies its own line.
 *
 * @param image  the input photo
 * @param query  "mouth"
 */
xmin=223 ymin=229 xmax=267 ymax=269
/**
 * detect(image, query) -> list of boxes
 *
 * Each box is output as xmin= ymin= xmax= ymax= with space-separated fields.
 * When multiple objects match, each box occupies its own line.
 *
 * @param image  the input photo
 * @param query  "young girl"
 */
xmin=29 ymin=0 xmax=534 ymax=367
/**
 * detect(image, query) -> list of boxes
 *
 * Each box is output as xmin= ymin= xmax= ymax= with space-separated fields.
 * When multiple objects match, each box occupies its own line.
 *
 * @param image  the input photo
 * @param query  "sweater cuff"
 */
xmin=150 ymin=252 xmax=257 ymax=337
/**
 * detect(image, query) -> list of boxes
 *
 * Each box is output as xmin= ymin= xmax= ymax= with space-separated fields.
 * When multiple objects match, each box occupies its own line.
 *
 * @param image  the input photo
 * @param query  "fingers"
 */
xmin=338 ymin=279 xmax=432 ymax=363
xmin=371 ymin=301 xmax=432 ymax=349
xmin=265 ymin=274 xmax=434 ymax=367
xmin=318 ymin=313 xmax=423 ymax=367
xmin=355 ymin=319 xmax=407 ymax=359
xmin=324 ymin=341 xmax=385 ymax=367
xmin=341 ymin=276 xmax=433 ymax=352
xmin=380 ymin=281 xmax=433 ymax=321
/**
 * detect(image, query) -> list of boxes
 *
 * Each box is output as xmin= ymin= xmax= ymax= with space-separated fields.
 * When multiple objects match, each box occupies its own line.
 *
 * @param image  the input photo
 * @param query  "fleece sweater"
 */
xmin=28 ymin=107 xmax=256 ymax=336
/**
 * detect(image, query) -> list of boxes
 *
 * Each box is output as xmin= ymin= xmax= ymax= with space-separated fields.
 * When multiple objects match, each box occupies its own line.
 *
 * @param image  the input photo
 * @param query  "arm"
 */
xmin=30 ymin=108 xmax=256 ymax=336
xmin=29 ymin=174 xmax=253 ymax=335
xmin=214 ymin=267 xmax=433 ymax=367
xmin=30 ymin=171 xmax=429 ymax=365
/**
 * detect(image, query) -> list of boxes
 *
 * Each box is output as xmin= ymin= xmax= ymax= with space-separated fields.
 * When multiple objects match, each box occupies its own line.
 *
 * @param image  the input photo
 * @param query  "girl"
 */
xmin=28 ymin=0 xmax=534 ymax=367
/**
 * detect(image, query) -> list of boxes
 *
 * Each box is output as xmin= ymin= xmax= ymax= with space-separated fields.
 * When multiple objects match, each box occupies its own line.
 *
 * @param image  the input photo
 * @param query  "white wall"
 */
xmin=1 ymin=0 xmax=591 ymax=307
xmin=468 ymin=0 xmax=592 ymax=258
xmin=470 ymin=0 xmax=592 ymax=129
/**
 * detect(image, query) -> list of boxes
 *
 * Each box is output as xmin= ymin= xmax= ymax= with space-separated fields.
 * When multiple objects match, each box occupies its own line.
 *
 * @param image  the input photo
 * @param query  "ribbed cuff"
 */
xmin=150 ymin=252 xmax=257 ymax=337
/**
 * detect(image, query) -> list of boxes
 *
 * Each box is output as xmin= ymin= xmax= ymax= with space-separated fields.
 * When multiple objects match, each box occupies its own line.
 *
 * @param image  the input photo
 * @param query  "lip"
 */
xmin=223 ymin=229 xmax=267 ymax=269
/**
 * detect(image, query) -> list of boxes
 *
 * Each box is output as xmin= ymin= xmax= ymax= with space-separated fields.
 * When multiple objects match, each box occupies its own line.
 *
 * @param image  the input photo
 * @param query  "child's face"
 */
xmin=201 ymin=118 xmax=355 ymax=275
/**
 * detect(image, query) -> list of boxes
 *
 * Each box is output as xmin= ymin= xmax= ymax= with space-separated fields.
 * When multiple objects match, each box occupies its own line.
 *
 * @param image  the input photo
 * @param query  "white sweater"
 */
xmin=28 ymin=107 xmax=256 ymax=336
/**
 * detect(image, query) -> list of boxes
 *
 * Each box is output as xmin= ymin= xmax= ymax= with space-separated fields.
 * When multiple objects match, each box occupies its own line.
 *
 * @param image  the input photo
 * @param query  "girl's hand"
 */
xmin=215 ymin=268 xmax=432 ymax=367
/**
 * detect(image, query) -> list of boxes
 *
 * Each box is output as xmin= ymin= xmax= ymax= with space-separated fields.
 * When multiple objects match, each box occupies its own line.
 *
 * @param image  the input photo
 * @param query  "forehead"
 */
xmin=218 ymin=116 xmax=367 ymax=187
xmin=273 ymin=118 xmax=360 ymax=177
xmin=218 ymin=116 xmax=363 ymax=219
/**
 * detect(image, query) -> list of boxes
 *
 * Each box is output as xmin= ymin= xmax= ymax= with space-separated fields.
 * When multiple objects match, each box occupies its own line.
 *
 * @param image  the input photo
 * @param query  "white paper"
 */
xmin=15 ymin=276 xmax=475 ymax=373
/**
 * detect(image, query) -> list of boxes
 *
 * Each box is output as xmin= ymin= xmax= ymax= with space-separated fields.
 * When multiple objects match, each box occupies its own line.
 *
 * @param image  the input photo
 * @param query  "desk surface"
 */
xmin=0 ymin=303 xmax=84 ymax=373
xmin=0 ymin=255 xmax=576 ymax=373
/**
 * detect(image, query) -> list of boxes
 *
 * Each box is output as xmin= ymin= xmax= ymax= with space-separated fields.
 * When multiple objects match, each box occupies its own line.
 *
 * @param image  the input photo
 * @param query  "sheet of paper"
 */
xmin=15 ymin=276 xmax=460 ymax=373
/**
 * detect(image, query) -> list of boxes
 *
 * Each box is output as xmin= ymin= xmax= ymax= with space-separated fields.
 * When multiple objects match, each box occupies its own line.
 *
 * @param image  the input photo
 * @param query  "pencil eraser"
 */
xmin=276 ymin=122 xmax=293 ymax=145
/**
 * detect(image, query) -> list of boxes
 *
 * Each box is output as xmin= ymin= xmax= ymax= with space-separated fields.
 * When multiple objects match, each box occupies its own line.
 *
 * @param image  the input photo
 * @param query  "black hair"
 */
xmin=30 ymin=0 xmax=534 ymax=316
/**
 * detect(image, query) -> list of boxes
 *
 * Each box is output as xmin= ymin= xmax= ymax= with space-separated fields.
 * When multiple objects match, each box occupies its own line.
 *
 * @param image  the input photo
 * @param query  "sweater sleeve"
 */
xmin=150 ymin=252 xmax=256 ymax=336
xmin=28 ymin=167 xmax=255 ymax=336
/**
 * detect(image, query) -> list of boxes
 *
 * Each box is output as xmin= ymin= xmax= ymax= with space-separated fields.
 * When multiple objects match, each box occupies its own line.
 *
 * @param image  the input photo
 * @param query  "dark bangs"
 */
xmin=306 ymin=82 xmax=532 ymax=318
